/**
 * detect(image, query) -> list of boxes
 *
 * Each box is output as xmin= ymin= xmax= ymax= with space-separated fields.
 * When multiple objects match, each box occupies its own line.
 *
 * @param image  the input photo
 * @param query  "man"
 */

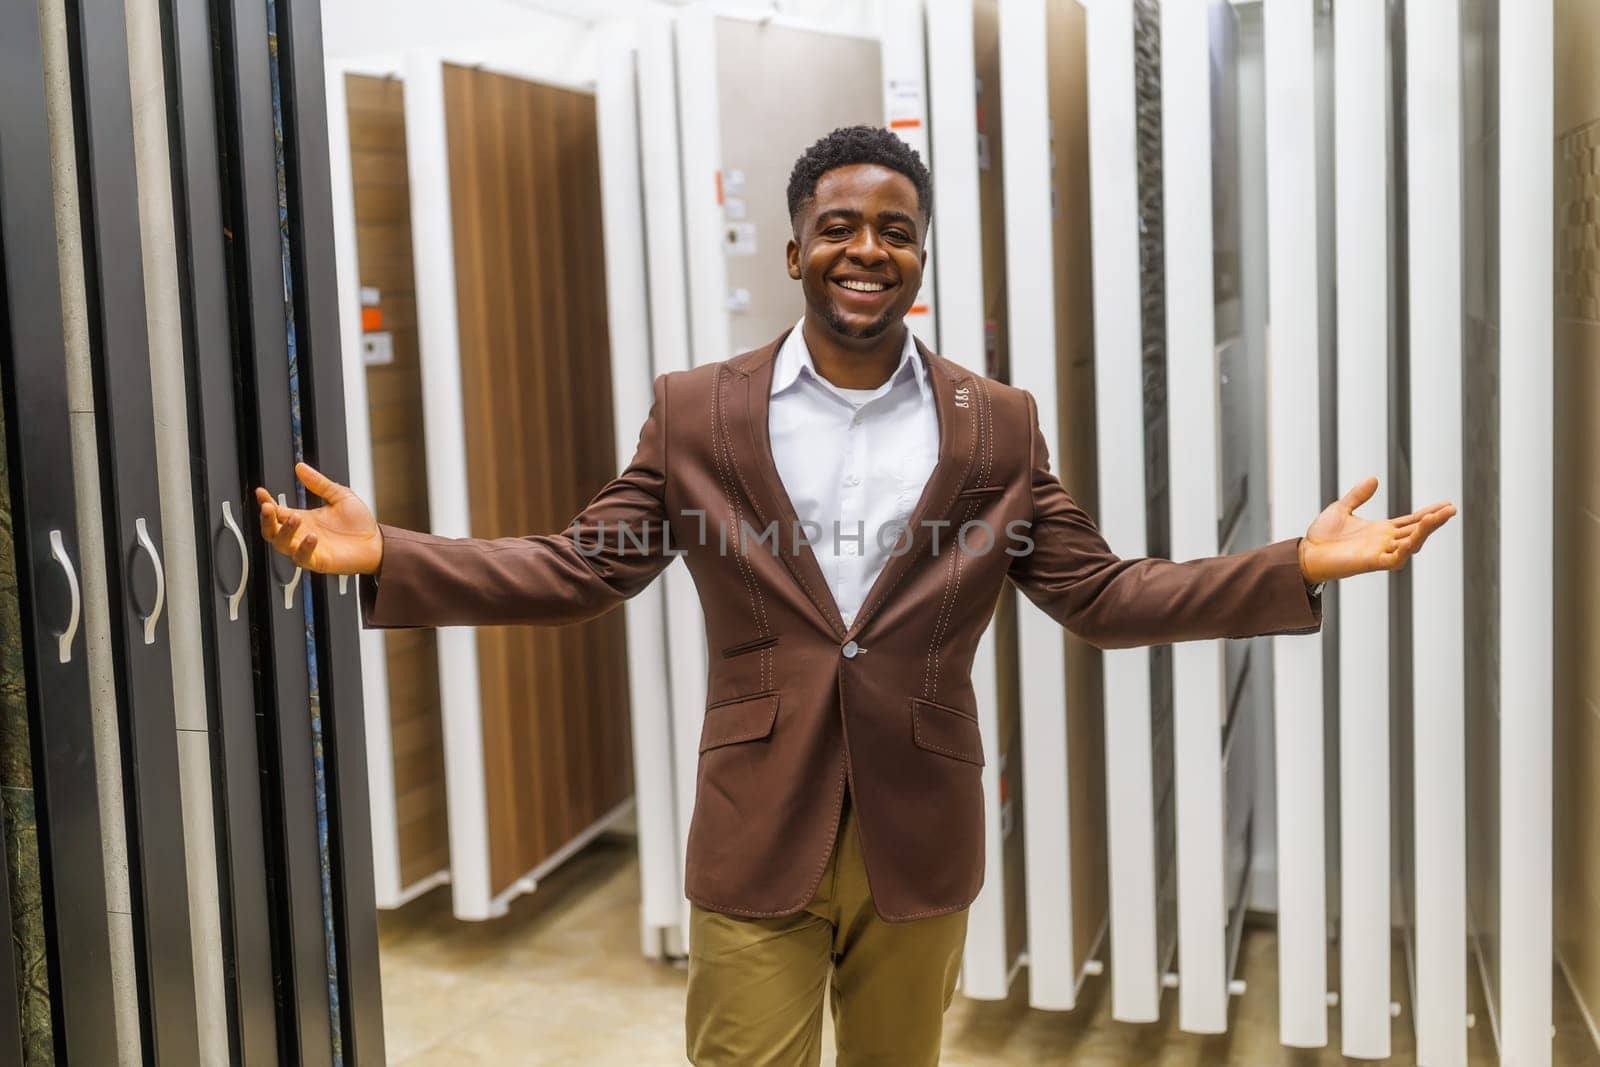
xmin=259 ymin=125 xmax=1455 ymax=1065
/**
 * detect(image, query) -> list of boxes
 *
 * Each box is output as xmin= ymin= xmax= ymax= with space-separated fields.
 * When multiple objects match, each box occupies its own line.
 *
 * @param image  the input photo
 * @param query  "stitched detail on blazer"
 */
xmin=934 ymin=377 xmax=996 ymax=696
xmin=955 ymin=484 xmax=1005 ymax=497
xmin=910 ymin=697 xmax=984 ymax=765
xmin=727 ymin=369 xmax=844 ymax=637
xmin=711 ymin=366 xmax=773 ymax=688
xmin=940 ymin=381 xmax=995 ymax=692
xmin=699 ymin=691 xmax=780 ymax=751
xmin=721 ymin=634 xmax=779 ymax=658
xmin=925 ymin=376 xmax=991 ymax=697
xmin=972 ymin=377 xmax=996 ymax=501
xmin=862 ymin=373 xmax=983 ymax=635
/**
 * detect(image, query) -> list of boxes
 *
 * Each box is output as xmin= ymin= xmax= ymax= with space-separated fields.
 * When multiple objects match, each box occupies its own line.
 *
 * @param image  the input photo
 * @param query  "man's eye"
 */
xmin=886 ymin=230 xmax=910 ymax=242
xmin=826 ymin=226 xmax=851 ymax=238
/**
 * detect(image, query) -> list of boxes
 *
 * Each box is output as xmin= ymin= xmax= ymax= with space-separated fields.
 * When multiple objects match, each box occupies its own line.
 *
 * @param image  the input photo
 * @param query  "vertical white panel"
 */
xmin=594 ymin=30 xmax=681 ymax=945
xmin=1263 ymin=0 xmax=1329 ymax=1047
xmin=878 ymin=0 xmax=939 ymax=348
xmin=1498 ymin=1 xmax=1554 ymax=1063
xmin=1404 ymin=1 xmax=1468 ymax=1061
xmin=1083 ymin=0 xmax=1160 ymax=1023
xmin=925 ymin=1 xmax=983 ymax=365
xmin=639 ymin=9 xmax=705 ymax=945
xmin=993 ymin=0 xmax=1078 ymax=1009
xmin=676 ymin=9 xmax=731 ymax=367
xmin=1161 ymin=0 xmax=1227 ymax=1035
xmin=1233 ymin=3 xmax=1284 ymax=918
xmin=671 ymin=17 xmax=727 ymax=937
xmin=401 ymin=52 xmax=494 ymax=919
xmin=323 ymin=62 xmax=407 ymax=909
xmin=930 ymin=0 xmax=1011 ymax=1001
xmin=1333 ymin=2 xmax=1392 ymax=1057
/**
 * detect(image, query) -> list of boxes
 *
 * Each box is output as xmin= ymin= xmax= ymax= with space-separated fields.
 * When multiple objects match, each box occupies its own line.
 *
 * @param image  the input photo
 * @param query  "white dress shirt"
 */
xmin=768 ymin=319 xmax=940 ymax=628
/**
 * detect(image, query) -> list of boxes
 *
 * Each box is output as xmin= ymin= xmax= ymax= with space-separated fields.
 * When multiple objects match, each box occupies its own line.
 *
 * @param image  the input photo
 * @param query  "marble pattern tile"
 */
xmin=0 ymin=397 xmax=54 ymax=1063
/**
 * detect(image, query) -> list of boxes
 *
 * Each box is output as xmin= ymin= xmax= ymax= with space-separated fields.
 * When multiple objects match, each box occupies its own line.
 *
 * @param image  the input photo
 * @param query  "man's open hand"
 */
xmin=256 ymin=462 xmax=384 ymax=576
xmin=1299 ymin=475 xmax=1457 ymax=585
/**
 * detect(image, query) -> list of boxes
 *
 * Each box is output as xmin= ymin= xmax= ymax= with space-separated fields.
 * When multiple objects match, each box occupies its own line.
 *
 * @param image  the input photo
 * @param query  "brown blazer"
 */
xmin=359 ymin=331 xmax=1322 ymax=922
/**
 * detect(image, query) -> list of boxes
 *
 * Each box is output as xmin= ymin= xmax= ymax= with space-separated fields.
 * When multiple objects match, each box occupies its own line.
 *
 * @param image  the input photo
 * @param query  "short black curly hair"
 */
xmin=786 ymin=125 xmax=933 ymax=230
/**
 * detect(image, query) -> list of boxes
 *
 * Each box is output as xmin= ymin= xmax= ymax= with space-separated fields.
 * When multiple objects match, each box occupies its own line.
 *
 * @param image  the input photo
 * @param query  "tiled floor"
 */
xmin=378 ymin=834 xmax=1600 ymax=1065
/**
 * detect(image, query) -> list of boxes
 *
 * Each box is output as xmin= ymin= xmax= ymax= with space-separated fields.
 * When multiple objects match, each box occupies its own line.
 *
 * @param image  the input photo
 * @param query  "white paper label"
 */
xmin=724 ymin=221 xmax=757 ymax=257
xmin=362 ymin=332 xmax=394 ymax=366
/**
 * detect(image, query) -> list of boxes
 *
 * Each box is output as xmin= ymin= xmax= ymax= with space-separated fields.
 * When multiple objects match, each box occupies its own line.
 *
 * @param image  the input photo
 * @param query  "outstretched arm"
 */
xmin=1005 ymin=392 xmax=1455 ymax=650
xmin=257 ymin=373 xmax=675 ymax=629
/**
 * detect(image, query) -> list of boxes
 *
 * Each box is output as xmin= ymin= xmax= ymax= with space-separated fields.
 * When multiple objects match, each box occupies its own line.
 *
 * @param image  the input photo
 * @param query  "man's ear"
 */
xmin=786 ymin=235 xmax=801 ymax=280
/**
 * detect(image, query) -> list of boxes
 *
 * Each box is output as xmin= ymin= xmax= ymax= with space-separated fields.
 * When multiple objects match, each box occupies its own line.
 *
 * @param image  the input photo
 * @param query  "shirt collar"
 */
xmin=771 ymin=317 xmax=930 ymax=402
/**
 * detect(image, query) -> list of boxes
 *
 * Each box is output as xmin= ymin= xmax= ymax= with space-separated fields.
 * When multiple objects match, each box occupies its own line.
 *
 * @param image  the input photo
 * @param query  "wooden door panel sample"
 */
xmin=441 ymin=64 xmax=631 ymax=898
xmin=345 ymin=74 xmax=449 ymax=894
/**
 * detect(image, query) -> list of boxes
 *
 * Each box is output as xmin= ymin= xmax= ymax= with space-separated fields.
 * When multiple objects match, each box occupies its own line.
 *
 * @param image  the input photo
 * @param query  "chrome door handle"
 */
xmin=133 ymin=516 xmax=165 ymax=645
xmin=276 ymin=493 xmax=302 ymax=611
xmin=221 ymin=500 xmax=249 ymax=621
xmin=48 ymin=529 xmax=81 ymax=664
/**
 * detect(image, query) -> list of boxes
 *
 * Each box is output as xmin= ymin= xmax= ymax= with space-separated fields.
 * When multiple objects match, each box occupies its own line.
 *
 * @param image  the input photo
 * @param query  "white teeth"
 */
xmin=838 ymin=279 xmax=888 ymax=292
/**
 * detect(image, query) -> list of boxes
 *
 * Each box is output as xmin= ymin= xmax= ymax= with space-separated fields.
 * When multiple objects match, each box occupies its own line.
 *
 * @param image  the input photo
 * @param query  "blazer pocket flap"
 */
xmin=910 ymin=698 xmax=984 ymax=765
xmin=700 ymin=692 xmax=780 ymax=753
xmin=955 ymin=484 xmax=1006 ymax=498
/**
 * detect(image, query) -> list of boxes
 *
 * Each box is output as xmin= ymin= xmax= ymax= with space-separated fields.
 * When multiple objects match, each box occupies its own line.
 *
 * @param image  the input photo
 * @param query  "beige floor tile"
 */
xmin=379 ymin=833 xmax=1600 ymax=1065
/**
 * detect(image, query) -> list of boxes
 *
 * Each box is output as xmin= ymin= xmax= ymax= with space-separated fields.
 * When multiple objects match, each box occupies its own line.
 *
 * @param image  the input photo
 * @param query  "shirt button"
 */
xmin=842 ymin=640 xmax=860 ymax=659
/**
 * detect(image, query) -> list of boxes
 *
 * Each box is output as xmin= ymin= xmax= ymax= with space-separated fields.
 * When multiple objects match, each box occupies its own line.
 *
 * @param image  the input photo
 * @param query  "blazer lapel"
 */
xmin=730 ymin=332 xmax=849 ymax=637
xmin=842 ymin=338 xmax=976 ymax=642
xmin=726 ymin=331 xmax=978 ymax=643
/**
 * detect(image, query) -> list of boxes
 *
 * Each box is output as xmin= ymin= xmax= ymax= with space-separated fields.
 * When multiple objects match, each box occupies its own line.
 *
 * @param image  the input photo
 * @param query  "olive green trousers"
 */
xmin=684 ymin=790 xmax=970 ymax=1066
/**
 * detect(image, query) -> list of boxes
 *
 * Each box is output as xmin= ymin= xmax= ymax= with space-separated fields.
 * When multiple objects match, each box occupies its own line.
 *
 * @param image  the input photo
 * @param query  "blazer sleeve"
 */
xmin=359 ymin=373 xmax=674 ymax=629
xmin=1006 ymin=390 xmax=1322 ymax=650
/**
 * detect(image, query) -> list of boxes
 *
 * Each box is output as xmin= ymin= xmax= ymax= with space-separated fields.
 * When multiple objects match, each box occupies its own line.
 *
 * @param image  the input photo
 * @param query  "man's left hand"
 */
xmin=1300 ymin=475 xmax=1458 ymax=585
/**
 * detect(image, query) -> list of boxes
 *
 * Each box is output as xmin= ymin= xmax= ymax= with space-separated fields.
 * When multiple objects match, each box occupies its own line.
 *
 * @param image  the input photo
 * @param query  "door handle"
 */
xmin=48 ymin=529 xmax=81 ymax=664
xmin=133 ymin=516 xmax=165 ymax=645
xmin=220 ymin=500 xmax=249 ymax=621
xmin=276 ymin=493 xmax=302 ymax=611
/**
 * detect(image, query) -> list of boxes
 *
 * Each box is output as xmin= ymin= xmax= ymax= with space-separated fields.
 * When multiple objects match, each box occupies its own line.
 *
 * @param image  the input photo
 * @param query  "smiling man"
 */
xmin=257 ymin=125 xmax=1455 ymax=1066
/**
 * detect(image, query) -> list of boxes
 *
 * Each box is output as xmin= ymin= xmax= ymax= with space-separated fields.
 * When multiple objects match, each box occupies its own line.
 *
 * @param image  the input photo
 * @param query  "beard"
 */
xmin=822 ymin=300 xmax=897 ymax=340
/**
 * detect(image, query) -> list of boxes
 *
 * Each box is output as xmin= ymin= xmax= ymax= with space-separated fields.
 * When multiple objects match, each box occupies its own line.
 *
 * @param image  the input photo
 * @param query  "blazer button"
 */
xmin=841 ymin=640 xmax=860 ymax=659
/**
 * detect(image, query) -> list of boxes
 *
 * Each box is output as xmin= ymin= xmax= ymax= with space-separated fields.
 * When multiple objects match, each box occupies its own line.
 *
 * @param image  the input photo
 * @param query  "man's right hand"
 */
xmin=256 ymin=462 xmax=384 ymax=576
